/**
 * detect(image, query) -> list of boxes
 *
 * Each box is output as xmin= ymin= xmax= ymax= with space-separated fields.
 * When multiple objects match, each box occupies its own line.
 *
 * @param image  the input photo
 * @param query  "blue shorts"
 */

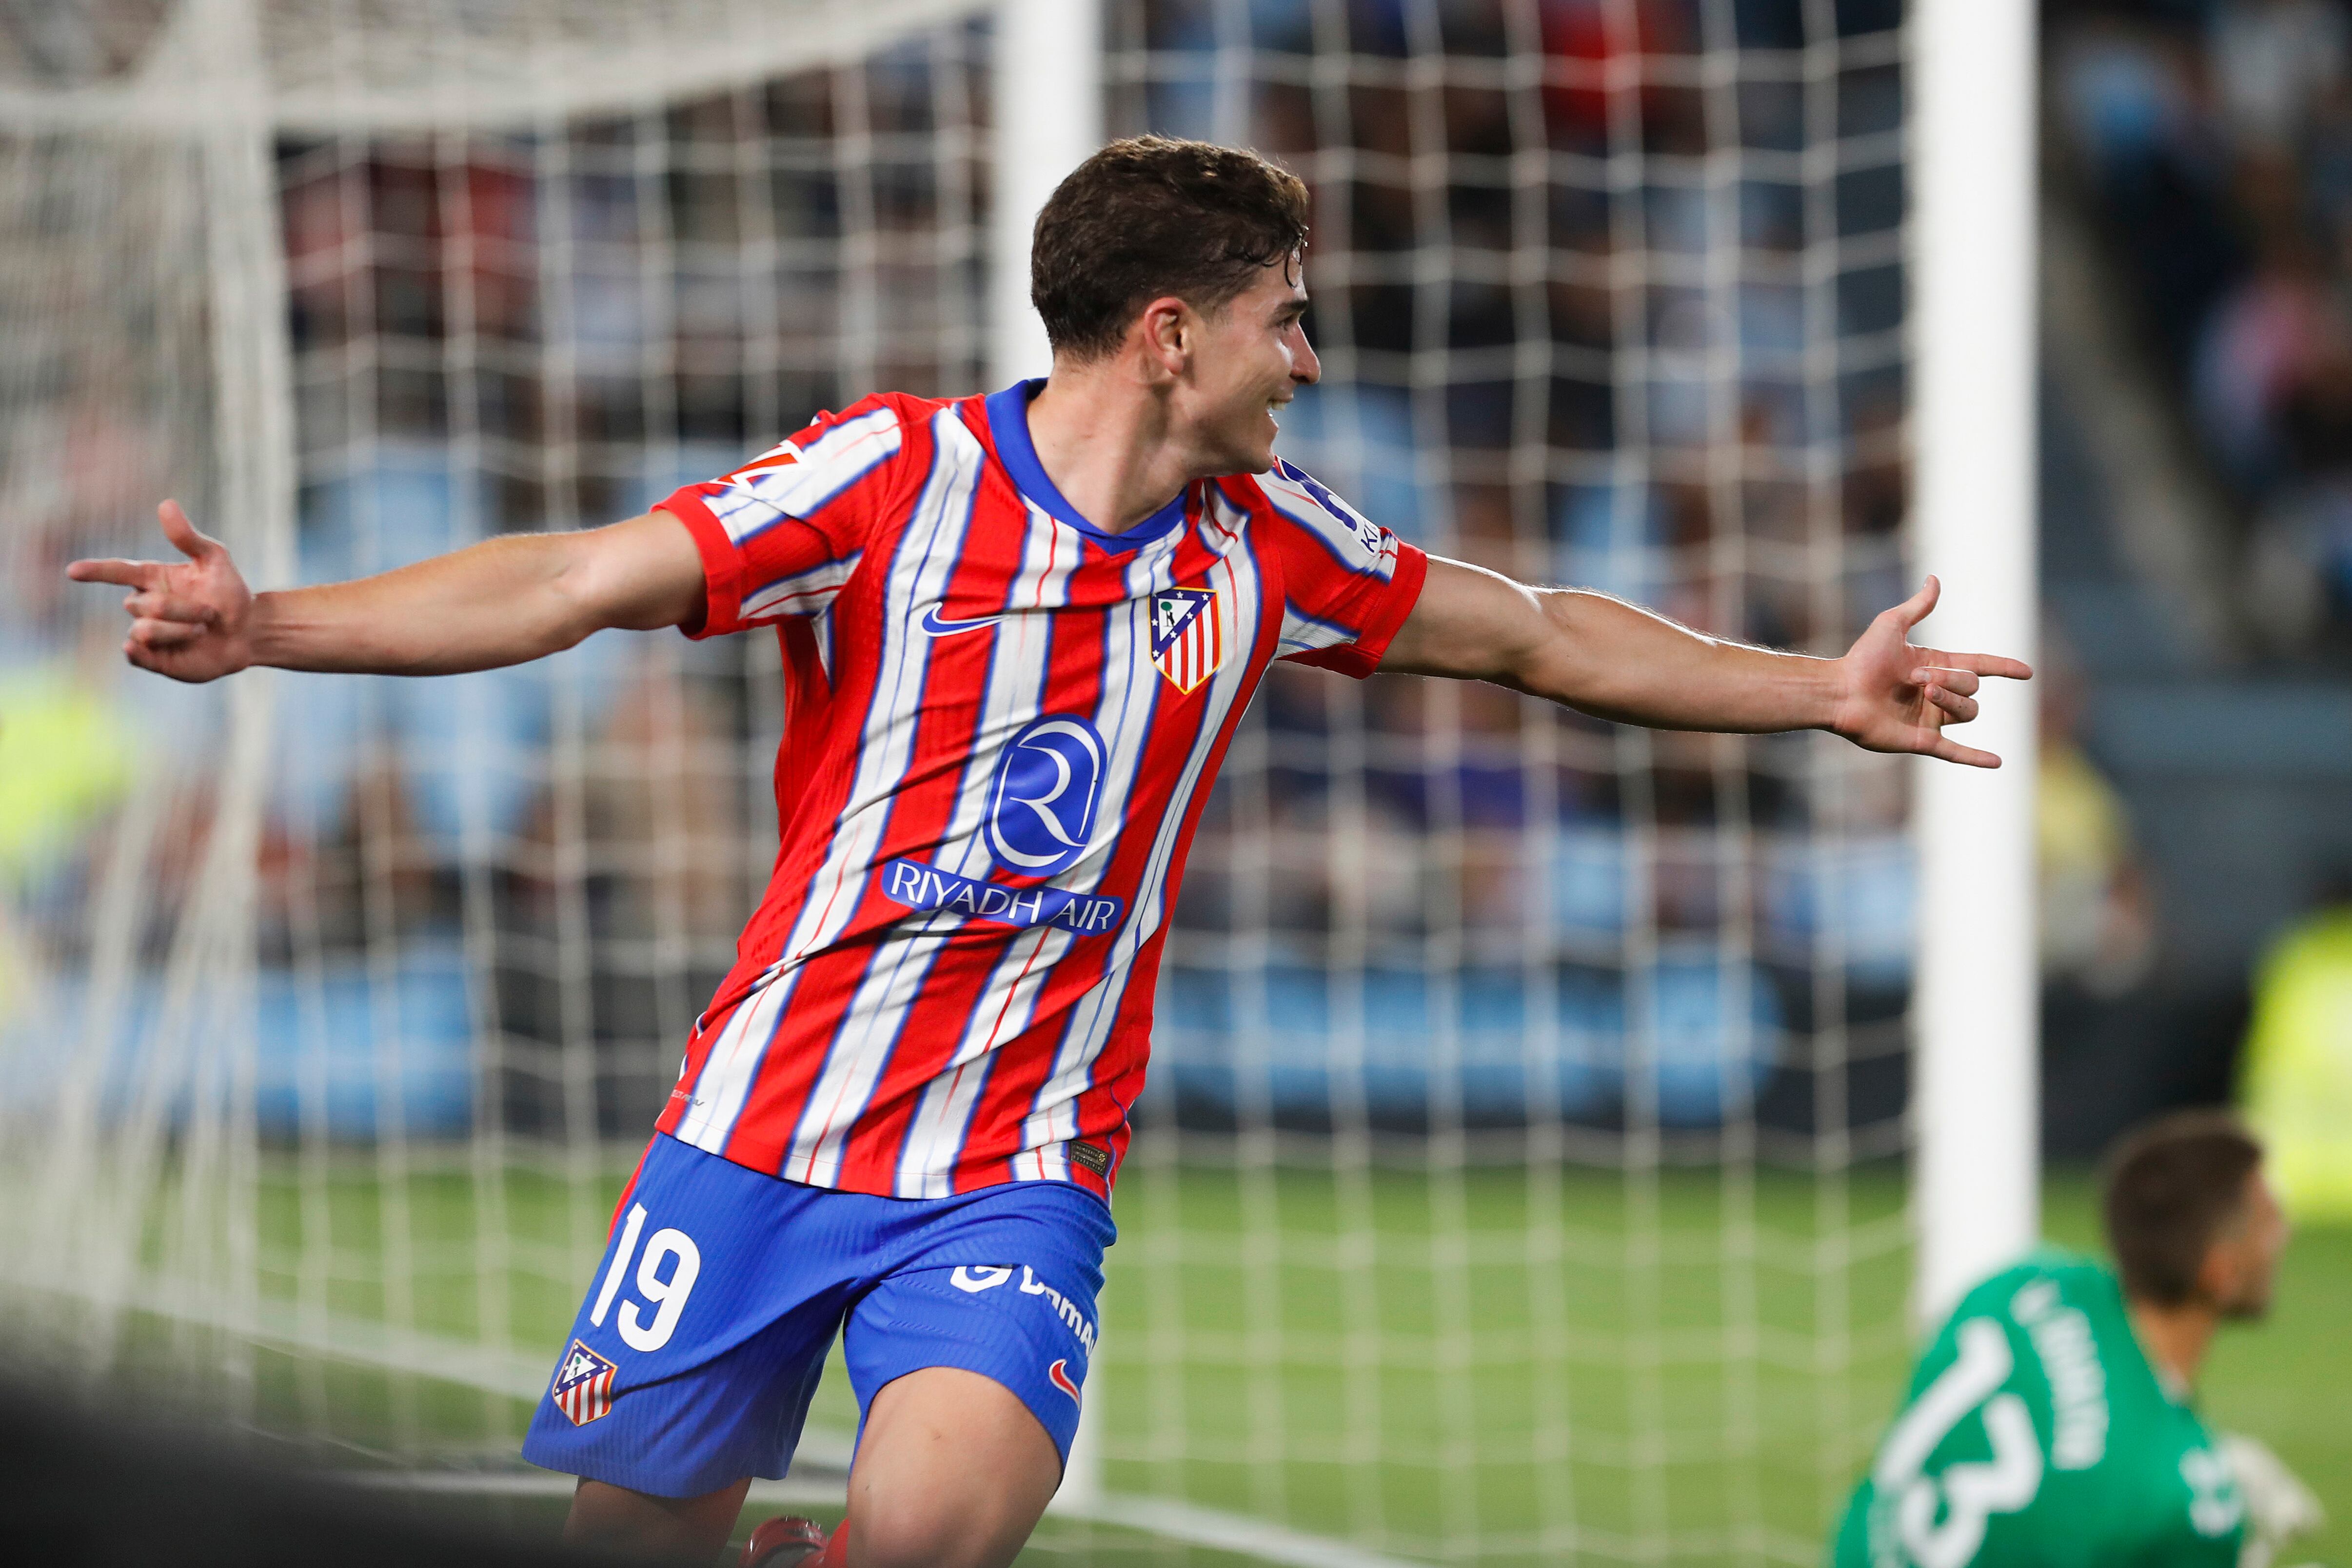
xmin=521 ymin=1133 xmax=1115 ymax=1498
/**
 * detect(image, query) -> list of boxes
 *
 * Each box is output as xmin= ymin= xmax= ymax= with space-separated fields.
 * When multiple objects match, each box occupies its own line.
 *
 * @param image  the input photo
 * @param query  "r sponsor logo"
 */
xmin=985 ymin=716 xmax=1106 ymax=876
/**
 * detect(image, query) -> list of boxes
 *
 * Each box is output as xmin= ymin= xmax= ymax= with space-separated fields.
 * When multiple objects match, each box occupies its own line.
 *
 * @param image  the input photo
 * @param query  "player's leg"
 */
xmin=840 ymin=1366 xmax=1062 ymax=1568
xmin=523 ymin=1135 xmax=848 ymax=1552
xmin=814 ymin=1186 xmax=1115 ymax=1568
xmin=562 ymin=1476 xmax=753 ymax=1558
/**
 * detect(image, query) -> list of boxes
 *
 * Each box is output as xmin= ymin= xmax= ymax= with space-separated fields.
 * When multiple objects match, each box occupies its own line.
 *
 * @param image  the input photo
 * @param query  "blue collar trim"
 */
xmin=983 ymin=379 xmax=1188 ymax=553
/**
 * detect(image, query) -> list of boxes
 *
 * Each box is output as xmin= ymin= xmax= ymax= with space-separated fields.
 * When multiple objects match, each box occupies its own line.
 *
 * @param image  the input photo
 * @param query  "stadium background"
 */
xmin=0 ymin=0 xmax=2347 ymax=1564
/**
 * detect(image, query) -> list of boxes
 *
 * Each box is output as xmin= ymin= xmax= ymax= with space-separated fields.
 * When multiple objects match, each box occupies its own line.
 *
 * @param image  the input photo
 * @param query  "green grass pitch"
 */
xmin=231 ymin=1155 xmax=2348 ymax=1566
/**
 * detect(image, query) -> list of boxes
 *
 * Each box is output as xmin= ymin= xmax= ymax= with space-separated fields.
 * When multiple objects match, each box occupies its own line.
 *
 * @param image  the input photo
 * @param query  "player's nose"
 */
xmin=1291 ymin=326 xmax=1320 ymax=385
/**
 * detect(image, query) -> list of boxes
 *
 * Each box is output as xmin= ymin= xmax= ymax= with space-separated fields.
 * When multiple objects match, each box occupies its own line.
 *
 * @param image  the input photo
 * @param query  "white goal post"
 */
xmin=1910 ymin=0 xmax=2041 ymax=1326
xmin=988 ymin=0 xmax=2051 ymax=1340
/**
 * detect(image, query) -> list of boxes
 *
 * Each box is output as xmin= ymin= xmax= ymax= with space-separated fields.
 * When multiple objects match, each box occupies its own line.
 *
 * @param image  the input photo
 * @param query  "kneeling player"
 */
xmin=1831 ymin=1111 xmax=2319 ymax=1568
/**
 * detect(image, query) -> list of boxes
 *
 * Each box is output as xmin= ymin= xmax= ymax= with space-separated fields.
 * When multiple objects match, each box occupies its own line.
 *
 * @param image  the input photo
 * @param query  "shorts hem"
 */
xmin=520 ymin=1437 xmax=782 ymax=1501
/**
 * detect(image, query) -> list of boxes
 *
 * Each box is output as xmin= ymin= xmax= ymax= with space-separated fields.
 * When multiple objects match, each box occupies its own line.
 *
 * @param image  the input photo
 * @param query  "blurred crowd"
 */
xmin=7 ymin=0 xmax=1932 ymax=1141
xmin=2056 ymin=0 xmax=2352 ymax=658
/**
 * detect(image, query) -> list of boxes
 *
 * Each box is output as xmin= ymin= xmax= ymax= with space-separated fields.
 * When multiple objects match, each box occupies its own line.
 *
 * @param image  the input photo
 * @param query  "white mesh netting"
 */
xmin=0 ymin=3 xmax=1917 ymax=1563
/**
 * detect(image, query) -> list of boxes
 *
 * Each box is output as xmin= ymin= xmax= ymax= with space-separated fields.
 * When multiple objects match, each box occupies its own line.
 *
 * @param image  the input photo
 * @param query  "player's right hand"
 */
xmin=67 ymin=500 xmax=256 ymax=684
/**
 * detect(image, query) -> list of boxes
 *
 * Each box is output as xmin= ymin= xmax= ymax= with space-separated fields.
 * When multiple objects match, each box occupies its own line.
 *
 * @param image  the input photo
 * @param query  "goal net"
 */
xmin=0 ymin=1 xmax=1918 ymax=1563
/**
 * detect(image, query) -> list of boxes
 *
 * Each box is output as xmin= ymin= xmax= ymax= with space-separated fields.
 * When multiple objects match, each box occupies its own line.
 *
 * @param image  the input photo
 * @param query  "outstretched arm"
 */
xmin=1380 ymin=557 xmax=2032 ymax=768
xmin=67 ymin=500 xmax=706 ymax=684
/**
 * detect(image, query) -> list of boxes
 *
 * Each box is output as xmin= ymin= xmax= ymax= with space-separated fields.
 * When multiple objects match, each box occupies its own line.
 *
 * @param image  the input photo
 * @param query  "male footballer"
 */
xmin=1832 ymin=1111 xmax=2315 ymax=1568
xmin=71 ymin=137 xmax=2029 ymax=1568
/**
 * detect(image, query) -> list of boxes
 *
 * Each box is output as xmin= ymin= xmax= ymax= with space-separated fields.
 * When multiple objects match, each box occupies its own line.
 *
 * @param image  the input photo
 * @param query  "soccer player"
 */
xmin=70 ymin=137 xmax=2029 ymax=1568
xmin=1830 ymin=1111 xmax=2312 ymax=1568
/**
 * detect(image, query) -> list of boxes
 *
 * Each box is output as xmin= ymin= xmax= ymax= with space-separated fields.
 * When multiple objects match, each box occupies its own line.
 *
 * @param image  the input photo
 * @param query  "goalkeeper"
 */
xmin=1831 ymin=1111 xmax=2319 ymax=1568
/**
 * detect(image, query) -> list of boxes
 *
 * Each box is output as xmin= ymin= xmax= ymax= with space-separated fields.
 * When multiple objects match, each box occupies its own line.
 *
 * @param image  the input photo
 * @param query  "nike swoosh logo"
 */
xmin=919 ymin=607 xmax=1005 ymax=636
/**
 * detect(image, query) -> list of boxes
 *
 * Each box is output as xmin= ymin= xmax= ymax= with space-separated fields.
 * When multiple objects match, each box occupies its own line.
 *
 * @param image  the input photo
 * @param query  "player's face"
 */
xmin=2214 ymin=1169 xmax=2289 ymax=1320
xmin=1191 ymin=255 xmax=1319 ymax=473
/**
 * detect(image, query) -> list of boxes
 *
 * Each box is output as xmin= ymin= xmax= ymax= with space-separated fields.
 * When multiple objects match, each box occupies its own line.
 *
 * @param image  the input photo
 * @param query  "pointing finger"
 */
xmin=1947 ymin=650 xmax=2034 ymax=682
xmin=67 ymin=558 xmax=164 ymax=590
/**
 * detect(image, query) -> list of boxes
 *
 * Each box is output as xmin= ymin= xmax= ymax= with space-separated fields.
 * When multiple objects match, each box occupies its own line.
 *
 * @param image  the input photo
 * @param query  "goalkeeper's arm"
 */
xmin=67 ymin=499 xmax=706 ymax=685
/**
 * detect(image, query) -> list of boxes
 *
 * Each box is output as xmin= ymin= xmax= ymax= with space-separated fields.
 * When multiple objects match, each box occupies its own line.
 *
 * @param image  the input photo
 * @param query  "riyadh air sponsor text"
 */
xmin=881 ymin=858 xmax=1124 ymax=934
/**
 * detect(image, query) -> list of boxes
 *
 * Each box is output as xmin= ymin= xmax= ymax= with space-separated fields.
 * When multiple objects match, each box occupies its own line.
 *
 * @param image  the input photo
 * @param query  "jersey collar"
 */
xmin=984 ymin=378 xmax=1189 ymax=554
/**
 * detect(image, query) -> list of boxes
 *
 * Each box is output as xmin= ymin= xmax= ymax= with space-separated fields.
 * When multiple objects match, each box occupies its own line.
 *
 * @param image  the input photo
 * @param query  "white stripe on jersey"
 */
xmin=673 ymin=961 xmax=794 ymax=1149
xmin=1279 ymin=602 xmax=1358 ymax=656
xmin=892 ymin=520 xmax=1172 ymax=1196
xmin=779 ymin=411 xmax=988 ymax=1181
xmin=709 ymin=405 xmax=902 ymax=544
xmin=742 ymin=554 xmax=862 ymax=622
xmin=1015 ymin=538 xmax=1265 ymax=1175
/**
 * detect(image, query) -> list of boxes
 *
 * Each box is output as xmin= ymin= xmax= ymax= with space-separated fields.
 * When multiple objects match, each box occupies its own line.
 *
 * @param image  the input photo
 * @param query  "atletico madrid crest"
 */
xmin=550 ymin=1338 xmax=618 ymax=1426
xmin=1149 ymin=587 xmax=1224 ymax=693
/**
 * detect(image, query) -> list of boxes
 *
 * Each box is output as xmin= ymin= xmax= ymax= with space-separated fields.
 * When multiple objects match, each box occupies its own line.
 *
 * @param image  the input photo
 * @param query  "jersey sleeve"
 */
xmin=653 ymin=394 xmax=909 ymax=638
xmin=1255 ymin=458 xmax=1429 ymax=678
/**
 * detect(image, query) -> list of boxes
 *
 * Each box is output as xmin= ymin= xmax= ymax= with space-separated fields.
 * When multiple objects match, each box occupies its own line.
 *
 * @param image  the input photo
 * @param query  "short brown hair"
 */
xmin=2099 ymin=1110 xmax=2264 ymax=1306
xmin=1030 ymin=135 xmax=1311 ymax=361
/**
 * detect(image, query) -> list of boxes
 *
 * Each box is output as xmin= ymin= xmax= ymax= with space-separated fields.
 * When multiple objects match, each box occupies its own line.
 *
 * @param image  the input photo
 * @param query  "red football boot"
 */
xmin=738 ymin=1514 xmax=827 ymax=1568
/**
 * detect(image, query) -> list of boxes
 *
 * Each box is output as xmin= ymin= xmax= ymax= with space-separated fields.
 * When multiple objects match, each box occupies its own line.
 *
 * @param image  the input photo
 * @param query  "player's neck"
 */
xmin=2127 ymin=1296 xmax=2218 ymax=1396
xmin=1025 ymin=362 xmax=1206 ymax=533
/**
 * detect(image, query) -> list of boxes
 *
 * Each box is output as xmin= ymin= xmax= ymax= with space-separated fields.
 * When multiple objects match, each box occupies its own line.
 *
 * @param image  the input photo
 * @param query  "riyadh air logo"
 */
xmin=1149 ymin=587 xmax=1225 ymax=694
xmin=985 ymin=716 xmax=1106 ymax=876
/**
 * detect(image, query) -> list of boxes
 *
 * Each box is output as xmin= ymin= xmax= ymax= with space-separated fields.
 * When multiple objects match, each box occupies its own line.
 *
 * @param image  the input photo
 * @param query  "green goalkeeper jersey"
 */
xmin=1831 ymin=1249 xmax=2245 ymax=1568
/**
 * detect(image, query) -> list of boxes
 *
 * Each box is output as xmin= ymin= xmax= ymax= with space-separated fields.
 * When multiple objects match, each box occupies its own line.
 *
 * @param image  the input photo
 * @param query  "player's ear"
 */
xmin=2194 ymin=1203 xmax=2254 ymax=1306
xmin=1136 ymin=295 xmax=1189 ymax=375
xmin=2194 ymin=1238 xmax=2235 ymax=1306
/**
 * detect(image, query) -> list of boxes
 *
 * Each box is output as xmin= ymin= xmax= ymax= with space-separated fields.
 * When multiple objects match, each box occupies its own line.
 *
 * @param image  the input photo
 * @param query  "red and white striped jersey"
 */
xmin=651 ymin=380 xmax=1427 ymax=1199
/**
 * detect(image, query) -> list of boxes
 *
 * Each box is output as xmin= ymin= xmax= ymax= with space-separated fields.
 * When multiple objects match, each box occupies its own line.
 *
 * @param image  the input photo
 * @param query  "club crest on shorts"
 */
xmin=551 ymin=1338 xmax=619 ymax=1426
xmin=1148 ymin=587 xmax=1224 ymax=693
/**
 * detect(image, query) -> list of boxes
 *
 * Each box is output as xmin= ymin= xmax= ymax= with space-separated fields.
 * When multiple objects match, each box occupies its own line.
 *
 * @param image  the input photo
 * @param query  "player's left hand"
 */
xmin=1828 ymin=577 xmax=2033 ymax=768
